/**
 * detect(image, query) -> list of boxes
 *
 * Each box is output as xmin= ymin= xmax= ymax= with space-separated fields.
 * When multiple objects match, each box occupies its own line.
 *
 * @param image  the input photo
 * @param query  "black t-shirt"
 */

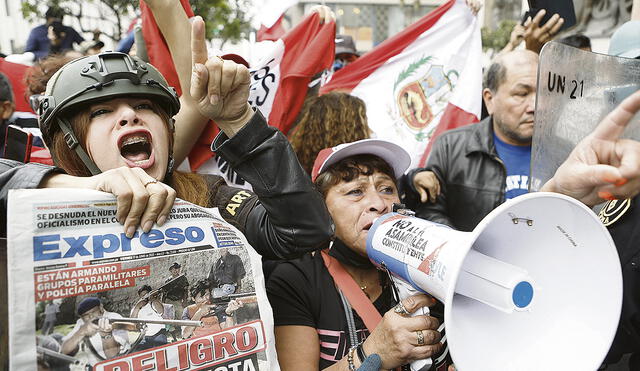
xmin=266 ymin=252 xmax=450 ymax=370
xmin=600 ymin=197 xmax=640 ymax=366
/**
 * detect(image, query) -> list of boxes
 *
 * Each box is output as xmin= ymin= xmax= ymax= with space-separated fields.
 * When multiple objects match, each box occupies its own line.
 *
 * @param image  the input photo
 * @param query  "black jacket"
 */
xmin=0 ymin=111 xmax=333 ymax=260
xmin=412 ymin=116 xmax=506 ymax=232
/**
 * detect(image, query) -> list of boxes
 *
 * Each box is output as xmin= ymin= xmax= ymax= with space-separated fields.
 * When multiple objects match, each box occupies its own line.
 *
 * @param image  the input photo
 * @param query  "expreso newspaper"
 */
xmin=7 ymin=188 xmax=280 ymax=371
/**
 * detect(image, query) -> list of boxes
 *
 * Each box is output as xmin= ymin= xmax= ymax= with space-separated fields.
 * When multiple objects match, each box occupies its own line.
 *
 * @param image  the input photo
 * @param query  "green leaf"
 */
xmin=393 ymin=55 xmax=432 ymax=90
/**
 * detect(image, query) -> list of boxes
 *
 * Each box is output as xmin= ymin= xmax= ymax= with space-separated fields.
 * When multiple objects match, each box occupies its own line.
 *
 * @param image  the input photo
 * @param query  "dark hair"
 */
xmin=484 ymin=60 xmax=506 ymax=93
xmin=138 ymin=285 xmax=152 ymax=295
xmin=45 ymin=7 xmax=64 ymax=21
xmin=190 ymin=279 xmax=210 ymax=299
xmin=314 ymin=154 xmax=396 ymax=196
xmin=0 ymin=73 xmax=14 ymax=103
xmin=558 ymin=34 xmax=591 ymax=50
xmin=49 ymin=21 xmax=65 ymax=39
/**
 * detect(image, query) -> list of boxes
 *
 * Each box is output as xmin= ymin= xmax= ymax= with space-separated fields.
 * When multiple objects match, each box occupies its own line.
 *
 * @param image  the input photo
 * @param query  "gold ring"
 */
xmin=416 ymin=330 xmax=425 ymax=346
xmin=393 ymin=302 xmax=410 ymax=316
xmin=143 ymin=179 xmax=158 ymax=187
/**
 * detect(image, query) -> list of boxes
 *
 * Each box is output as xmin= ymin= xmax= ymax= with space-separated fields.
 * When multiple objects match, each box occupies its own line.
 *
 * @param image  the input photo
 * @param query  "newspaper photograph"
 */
xmin=7 ymin=188 xmax=279 ymax=371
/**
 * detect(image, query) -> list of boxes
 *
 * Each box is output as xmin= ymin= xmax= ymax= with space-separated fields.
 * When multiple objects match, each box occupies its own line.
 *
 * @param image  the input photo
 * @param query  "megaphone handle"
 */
xmin=392 ymin=278 xmax=434 ymax=371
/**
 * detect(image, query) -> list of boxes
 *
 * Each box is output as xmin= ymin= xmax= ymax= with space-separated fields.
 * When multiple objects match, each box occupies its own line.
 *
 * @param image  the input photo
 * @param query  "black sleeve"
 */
xmin=0 ymin=160 xmax=61 ymax=237
xmin=414 ymin=135 xmax=454 ymax=227
xmin=212 ymin=111 xmax=334 ymax=260
xmin=266 ymin=261 xmax=317 ymax=328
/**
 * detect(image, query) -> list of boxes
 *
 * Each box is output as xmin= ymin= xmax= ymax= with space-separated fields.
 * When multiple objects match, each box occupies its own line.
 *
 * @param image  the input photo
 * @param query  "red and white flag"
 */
xmin=320 ymin=0 xmax=481 ymax=168
xmin=140 ymin=0 xmax=194 ymax=96
xmin=249 ymin=11 xmax=335 ymax=134
xmin=256 ymin=0 xmax=298 ymax=41
xmin=257 ymin=15 xmax=287 ymax=42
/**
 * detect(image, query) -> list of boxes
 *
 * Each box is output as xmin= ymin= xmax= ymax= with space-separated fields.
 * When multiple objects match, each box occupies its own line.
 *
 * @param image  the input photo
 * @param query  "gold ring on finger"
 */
xmin=394 ymin=302 xmax=410 ymax=316
xmin=143 ymin=179 xmax=158 ymax=187
xmin=416 ymin=330 xmax=425 ymax=346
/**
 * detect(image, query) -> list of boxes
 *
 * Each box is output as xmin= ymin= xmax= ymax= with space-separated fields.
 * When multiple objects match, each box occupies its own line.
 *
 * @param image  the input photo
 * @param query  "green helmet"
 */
xmin=37 ymin=52 xmax=180 ymax=175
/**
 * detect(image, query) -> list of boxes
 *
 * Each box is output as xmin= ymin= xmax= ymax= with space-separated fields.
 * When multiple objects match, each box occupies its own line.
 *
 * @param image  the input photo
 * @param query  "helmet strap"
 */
xmin=57 ymin=118 xmax=102 ymax=175
xmin=163 ymin=117 xmax=176 ymax=181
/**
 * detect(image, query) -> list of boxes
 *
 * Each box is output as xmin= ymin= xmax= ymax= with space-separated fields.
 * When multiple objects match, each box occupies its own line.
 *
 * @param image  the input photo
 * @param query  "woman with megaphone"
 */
xmin=267 ymin=90 xmax=640 ymax=371
xmin=267 ymin=138 xmax=452 ymax=371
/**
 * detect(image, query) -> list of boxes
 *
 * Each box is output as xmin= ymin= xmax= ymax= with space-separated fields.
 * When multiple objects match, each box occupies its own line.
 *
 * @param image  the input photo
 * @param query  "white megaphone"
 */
xmin=366 ymin=192 xmax=622 ymax=371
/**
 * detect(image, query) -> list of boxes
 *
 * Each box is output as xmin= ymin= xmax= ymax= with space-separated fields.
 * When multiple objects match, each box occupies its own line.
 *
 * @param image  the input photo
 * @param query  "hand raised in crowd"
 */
xmin=500 ymin=23 xmax=526 ymax=54
xmin=361 ymin=294 xmax=442 ymax=369
xmin=308 ymin=5 xmax=336 ymax=24
xmin=465 ymin=0 xmax=483 ymax=15
xmin=41 ymin=166 xmax=176 ymax=238
xmin=523 ymin=9 xmax=564 ymax=54
xmin=542 ymin=90 xmax=640 ymax=206
xmin=190 ymin=16 xmax=252 ymax=137
xmin=413 ymin=170 xmax=441 ymax=203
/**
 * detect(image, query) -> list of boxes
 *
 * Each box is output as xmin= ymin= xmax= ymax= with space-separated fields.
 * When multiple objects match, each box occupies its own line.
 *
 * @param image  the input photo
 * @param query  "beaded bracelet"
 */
xmin=347 ymin=345 xmax=358 ymax=371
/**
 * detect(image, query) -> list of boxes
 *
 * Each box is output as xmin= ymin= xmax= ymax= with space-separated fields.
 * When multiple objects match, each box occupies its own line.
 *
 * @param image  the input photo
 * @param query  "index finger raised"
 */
xmin=591 ymin=90 xmax=640 ymax=141
xmin=191 ymin=16 xmax=208 ymax=66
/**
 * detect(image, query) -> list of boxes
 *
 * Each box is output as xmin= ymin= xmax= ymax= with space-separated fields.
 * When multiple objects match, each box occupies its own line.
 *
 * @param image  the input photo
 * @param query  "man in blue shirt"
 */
xmin=25 ymin=6 xmax=84 ymax=60
xmin=409 ymin=50 xmax=537 ymax=231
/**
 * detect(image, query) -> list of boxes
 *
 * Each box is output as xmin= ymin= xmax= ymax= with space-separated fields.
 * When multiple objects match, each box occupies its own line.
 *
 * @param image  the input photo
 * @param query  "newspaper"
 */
xmin=7 ymin=188 xmax=280 ymax=371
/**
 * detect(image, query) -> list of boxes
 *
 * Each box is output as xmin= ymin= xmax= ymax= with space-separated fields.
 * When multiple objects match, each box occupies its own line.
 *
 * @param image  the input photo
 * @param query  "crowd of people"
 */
xmin=1 ymin=0 xmax=640 ymax=370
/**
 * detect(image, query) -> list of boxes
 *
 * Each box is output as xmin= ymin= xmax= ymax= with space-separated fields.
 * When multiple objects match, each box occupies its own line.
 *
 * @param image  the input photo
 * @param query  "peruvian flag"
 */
xmin=256 ymin=0 xmax=298 ymax=42
xmin=140 ymin=0 xmax=194 ymax=96
xmin=320 ymin=0 xmax=481 ymax=168
xmin=249 ymin=11 xmax=335 ymax=134
xmin=257 ymin=15 xmax=287 ymax=42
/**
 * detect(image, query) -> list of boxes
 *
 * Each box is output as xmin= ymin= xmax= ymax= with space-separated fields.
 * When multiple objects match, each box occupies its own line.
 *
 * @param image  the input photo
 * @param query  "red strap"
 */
xmin=320 ymin=249 xmax=382 ymax=332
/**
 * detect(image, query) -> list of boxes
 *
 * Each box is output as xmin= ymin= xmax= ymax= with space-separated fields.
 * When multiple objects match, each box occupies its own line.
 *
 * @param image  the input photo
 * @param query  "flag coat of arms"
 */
xmin=320 ymin=0 xmax=481 ymax=168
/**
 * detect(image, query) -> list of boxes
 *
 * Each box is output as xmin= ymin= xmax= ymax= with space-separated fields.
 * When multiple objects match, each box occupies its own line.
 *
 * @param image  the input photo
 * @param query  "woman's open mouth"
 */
xmin=118 ymin=131 xmax=155 ymax=169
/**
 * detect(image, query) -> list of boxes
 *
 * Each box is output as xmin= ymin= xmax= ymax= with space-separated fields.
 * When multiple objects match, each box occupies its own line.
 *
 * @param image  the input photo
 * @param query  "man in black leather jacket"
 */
xmin=409 ymin=50 xmax=538 ymax=231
